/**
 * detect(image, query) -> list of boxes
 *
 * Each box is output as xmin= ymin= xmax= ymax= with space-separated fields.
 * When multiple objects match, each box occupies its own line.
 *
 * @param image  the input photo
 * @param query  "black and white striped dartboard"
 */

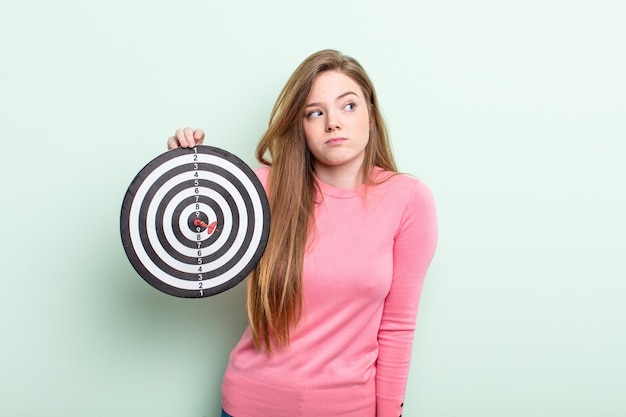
xmin=120 ymin=145 xmax=270 ymax=298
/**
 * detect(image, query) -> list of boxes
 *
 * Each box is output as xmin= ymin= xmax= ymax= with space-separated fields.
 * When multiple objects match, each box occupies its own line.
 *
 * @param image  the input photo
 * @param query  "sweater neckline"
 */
xmin=314 ymin=167 xmax=385 ymax=199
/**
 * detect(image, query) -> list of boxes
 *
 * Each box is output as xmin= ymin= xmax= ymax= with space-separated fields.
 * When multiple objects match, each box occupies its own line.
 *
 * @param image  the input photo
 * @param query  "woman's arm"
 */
xmin=376 ymin=180 xmax=438 ymax=417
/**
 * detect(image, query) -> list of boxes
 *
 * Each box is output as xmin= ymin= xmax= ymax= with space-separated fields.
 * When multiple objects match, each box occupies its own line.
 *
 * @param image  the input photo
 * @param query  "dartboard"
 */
xmin=120 ymin=145 xmax=270 ymax=298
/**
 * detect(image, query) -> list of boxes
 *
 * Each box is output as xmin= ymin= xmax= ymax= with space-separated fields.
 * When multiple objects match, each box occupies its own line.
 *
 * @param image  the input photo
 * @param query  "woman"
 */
xmin=168 ymin=49 xmax=437 ymax=417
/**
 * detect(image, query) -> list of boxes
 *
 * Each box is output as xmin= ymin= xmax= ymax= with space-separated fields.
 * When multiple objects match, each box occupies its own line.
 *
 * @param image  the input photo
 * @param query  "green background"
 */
xmin=1 ymin=1 xmax=625 ymax=416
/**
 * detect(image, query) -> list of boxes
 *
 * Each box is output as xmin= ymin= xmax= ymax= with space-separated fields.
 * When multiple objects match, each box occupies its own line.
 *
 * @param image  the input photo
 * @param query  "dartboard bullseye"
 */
xmin=120 ymin=145 xmax=270 ymax=298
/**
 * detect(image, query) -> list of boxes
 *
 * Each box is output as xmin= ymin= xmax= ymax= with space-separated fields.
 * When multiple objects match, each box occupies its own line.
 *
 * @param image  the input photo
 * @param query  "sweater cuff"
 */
xmin=377 ymin=396 xmax=404 ymax=417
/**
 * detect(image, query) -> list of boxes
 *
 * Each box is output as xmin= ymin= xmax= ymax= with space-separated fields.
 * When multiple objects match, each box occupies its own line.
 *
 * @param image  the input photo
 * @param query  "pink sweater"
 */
xmin=222 ymin=167 xmax=438 ymax=417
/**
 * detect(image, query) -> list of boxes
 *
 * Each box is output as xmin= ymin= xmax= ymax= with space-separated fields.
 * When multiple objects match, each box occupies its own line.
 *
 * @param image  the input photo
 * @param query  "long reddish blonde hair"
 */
xmin=249 ymin=49 xmax=397 ymax=352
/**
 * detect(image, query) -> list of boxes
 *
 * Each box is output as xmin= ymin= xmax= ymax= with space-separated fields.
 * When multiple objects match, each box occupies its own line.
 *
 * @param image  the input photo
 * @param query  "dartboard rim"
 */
xmin=120 ymin=145 xmax=270 ymax=298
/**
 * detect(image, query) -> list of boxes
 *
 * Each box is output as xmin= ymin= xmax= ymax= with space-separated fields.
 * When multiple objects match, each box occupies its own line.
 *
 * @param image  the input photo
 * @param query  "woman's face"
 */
xmin=302 ymin=71 xmax=370 ymax=181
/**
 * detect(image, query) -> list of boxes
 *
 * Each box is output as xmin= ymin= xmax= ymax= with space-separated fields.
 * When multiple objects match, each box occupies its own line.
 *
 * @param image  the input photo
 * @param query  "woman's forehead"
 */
xmin=307 ymin=71 xmax=364 ymax=102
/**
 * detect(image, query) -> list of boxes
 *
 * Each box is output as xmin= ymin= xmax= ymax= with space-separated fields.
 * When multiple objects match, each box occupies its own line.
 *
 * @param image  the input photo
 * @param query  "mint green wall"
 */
xmin=1 ymin=1 xmax=624 ymax=416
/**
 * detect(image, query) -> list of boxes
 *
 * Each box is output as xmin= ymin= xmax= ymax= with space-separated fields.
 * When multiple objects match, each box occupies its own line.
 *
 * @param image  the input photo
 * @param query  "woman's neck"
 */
xmin=313 ymin=161 xmax=365 ymax=189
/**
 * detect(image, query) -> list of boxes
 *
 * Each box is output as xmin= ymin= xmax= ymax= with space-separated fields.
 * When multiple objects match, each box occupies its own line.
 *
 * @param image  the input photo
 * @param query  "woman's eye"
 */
xmin=307 ymin=110 xmax=323 ymax=119
xmin=344 ymin=102 xmax=355 ymax=111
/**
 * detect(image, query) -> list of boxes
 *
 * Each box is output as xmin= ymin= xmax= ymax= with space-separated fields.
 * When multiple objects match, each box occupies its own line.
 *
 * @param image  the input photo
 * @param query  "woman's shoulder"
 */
xmin=254 ymin=165 xmax=271 ymax=188
xmin=373 ymin=170 xmax=437 ymax=238
xmin=371 ymin=169 xmax=435 ymax=216
xmin=373 ymin=168 xmax=432 ymax=195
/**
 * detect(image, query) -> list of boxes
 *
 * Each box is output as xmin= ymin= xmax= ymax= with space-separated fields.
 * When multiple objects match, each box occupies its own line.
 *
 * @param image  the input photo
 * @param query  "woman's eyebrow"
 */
xmin=304 ymin=91 xmax=358 ymax=108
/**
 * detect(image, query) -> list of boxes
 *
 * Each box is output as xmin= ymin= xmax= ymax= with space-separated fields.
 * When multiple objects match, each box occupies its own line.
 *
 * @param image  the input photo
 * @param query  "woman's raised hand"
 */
xmin=167 ymin=127 xmax=205 ymax=150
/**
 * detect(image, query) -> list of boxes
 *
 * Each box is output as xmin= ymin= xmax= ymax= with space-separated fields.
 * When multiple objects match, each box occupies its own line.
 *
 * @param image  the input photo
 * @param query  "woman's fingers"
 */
xmin=167 ymin=127 xmax=205 ymax=149
xmin=193 ymin=128 xmax=205 ymax=146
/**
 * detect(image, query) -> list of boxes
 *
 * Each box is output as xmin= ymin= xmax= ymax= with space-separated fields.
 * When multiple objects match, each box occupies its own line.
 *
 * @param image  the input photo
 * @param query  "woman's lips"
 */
xmin=325 ymin=137 xmax=347 ymax=145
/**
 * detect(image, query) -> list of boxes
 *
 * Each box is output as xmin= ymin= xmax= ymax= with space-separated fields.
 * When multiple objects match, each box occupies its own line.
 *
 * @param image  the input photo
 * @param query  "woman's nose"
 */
xmin=325 ymin=112 xmax=341 ymax=132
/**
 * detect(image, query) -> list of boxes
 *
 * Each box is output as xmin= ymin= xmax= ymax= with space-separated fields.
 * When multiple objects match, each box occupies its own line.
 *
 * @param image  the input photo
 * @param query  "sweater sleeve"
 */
xmin=376 ymin=180 xmax=438 ymax=417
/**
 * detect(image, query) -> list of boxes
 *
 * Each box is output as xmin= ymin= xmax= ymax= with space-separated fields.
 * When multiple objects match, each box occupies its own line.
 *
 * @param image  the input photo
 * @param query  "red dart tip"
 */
xmin=194 ymin=219 xmax=202 ymax=227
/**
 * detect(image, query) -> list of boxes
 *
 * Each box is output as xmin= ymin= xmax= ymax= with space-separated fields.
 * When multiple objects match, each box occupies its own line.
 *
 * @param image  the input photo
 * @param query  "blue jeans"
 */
xmin=221 ymin=409 xmax=232 ymax=417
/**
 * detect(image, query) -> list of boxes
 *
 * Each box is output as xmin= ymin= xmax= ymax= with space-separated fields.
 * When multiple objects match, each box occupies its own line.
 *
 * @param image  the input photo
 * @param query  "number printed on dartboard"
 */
xmin=120 ymin=145 xmax=270 ymax=298
xmin=189 ymin=147 xmax=220 ymax=296
xmin=194 ymin=149 xmax=205 ymax=296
